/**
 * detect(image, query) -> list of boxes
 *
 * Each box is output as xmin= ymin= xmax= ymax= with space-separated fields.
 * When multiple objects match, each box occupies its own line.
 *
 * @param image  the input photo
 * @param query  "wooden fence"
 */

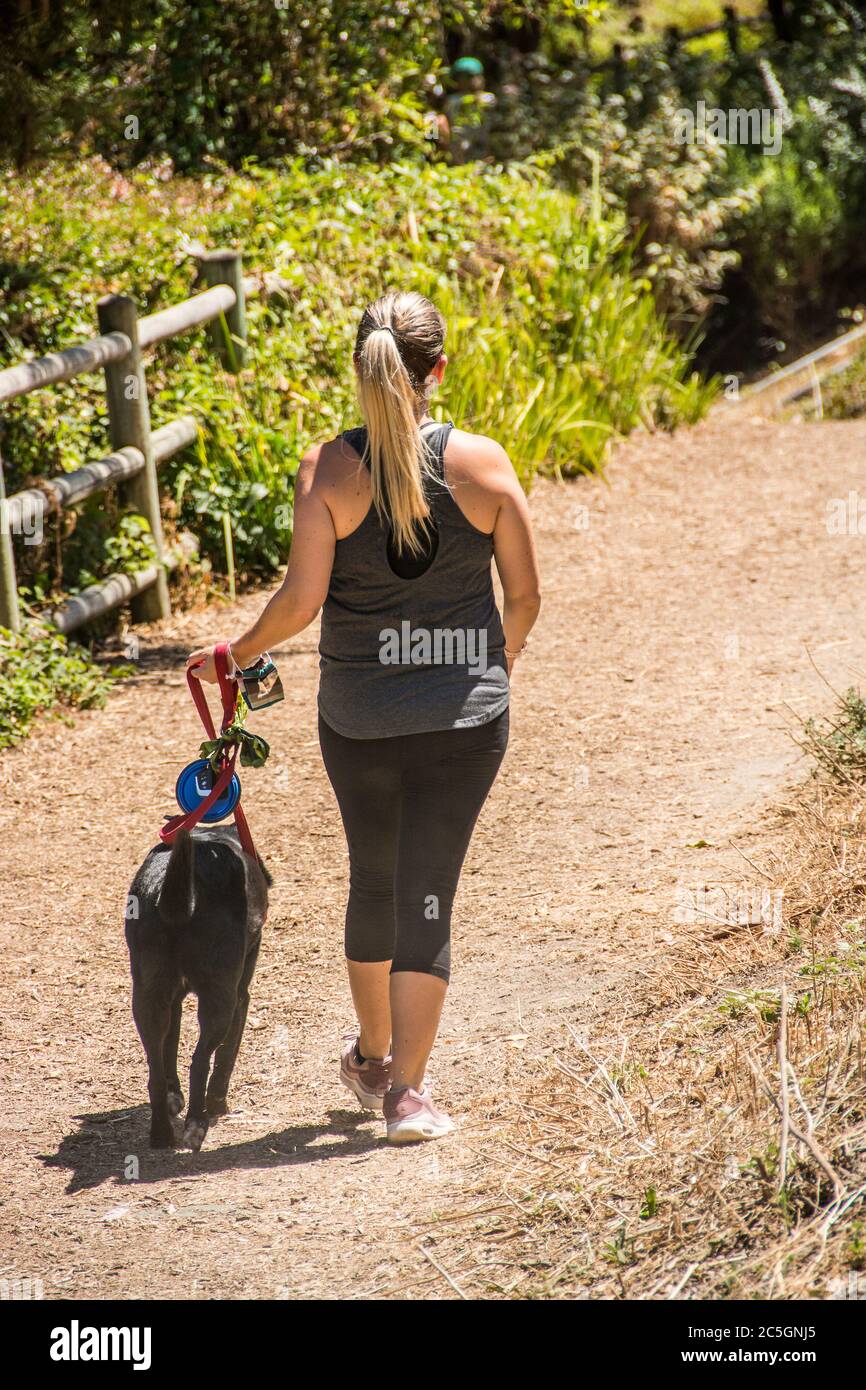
xmin=593 ymin=7 xmax=769 ymax=77
xmin=0 ymin=248 xmax=255 ymax=636
xmin=733 ymin=318 xmax=866 ymax=415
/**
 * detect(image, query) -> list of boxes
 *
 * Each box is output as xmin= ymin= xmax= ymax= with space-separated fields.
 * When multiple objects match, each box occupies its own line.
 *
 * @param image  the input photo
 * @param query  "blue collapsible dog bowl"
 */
xmin=175 ymin=758 xmax=241 ymax=823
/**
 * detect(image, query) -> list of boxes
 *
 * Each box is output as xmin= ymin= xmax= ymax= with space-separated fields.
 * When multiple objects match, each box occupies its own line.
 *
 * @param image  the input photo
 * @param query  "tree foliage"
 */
xmin=0 ymin=0 xmax=584 ymax=169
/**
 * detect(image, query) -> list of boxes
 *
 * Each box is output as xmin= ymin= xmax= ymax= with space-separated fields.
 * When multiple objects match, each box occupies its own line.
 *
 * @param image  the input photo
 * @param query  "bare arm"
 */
xmin=187 ymin=447 xmax=336 ymax=682
xmin=491 ymin=450 xmax=541 ymax=675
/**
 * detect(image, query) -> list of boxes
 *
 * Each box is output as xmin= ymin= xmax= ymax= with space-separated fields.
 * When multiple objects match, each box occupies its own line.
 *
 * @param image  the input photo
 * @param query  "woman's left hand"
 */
xmin=186 ymin=647 xmax=219 ymax=684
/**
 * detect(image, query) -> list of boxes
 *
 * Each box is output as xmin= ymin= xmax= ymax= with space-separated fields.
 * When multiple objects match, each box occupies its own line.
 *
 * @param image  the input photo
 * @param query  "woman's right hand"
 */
xmin=186 ymin=647 xmax=219 ymax=684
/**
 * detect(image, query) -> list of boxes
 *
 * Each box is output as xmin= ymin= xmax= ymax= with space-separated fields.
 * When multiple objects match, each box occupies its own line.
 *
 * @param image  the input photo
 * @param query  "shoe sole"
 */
xmin=340 ymin=1069 xmax=386 ymax=1113
xmin=386 ymin=1114 xmax=455 ymax=1145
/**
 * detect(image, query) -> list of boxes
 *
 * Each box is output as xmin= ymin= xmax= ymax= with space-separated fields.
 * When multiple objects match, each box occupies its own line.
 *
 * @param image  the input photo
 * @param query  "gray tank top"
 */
xmin=318 ymin=421 xmax=509 ymax=739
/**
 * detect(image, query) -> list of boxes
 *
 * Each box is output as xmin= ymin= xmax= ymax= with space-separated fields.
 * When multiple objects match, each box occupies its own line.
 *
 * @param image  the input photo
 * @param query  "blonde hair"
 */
xmin=354 ymin=291 xmax=446 ymax=557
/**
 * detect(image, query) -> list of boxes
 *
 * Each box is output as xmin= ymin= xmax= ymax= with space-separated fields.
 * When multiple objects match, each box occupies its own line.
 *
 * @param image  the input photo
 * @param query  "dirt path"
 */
xmin=2 ymin=413 xmax=865 ymax=1300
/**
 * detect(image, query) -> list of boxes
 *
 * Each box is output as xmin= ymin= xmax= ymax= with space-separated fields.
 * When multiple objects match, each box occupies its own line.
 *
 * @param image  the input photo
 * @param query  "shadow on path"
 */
xmin=39 ymin=1105 xmax=383 ymax=1194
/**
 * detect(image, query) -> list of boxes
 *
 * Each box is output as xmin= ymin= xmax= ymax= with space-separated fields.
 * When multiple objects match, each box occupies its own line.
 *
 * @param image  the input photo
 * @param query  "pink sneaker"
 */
xmin=384 ymin=1085 xmax=455 ymax=1144
xmin=340 ymin=1036 xmax=392 ymax=1112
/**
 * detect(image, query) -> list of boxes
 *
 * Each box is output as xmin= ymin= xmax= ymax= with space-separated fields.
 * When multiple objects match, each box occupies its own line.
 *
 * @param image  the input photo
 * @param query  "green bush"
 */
xmin=3 ymin=0 xmax=863 ymax=382
xmin=483 ymin=4 xmax=866 ymax=364
xmin=0 ymin=154 xmax=714 ymax=600
xmin=0 ymin=1 xmax=581 ymax=171
xmin=0 ymin=624 xmax=126 ymax=749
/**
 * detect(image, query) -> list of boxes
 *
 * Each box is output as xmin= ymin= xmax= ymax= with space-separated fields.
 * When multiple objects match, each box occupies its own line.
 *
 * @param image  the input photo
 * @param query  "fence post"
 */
xmin=723 ymin=5 xmax=740 ymax=55
xmin=96 ymin=293 xmax=170 ymax=622
xmin=0 ymin=451 xmax=21 ymax=633
xmin=199 ymin=249 xmax=247 ymax=371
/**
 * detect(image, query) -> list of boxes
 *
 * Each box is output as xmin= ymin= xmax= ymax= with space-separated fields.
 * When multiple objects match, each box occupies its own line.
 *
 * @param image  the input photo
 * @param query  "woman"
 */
xmin=187 ymin=291 xmax=541 ymax=1143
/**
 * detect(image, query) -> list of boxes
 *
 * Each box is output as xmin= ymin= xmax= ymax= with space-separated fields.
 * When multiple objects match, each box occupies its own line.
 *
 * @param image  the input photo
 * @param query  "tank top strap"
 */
xmin=422 ymin=421 xmax=453 ymax=483
xmin=340 ymin=425 xmax=370 ymax=465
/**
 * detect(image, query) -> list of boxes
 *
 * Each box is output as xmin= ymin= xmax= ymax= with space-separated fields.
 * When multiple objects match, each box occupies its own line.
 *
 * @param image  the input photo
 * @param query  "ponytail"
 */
xmin=354 ymin=292 xmax=446 ymax=557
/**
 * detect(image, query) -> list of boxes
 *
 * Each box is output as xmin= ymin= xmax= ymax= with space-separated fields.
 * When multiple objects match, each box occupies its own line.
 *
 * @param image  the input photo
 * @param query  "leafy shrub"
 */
xmin=0 ymin=154 xmax=713 ymax=601
xmin=812 ymin=344 xmax=866 ymax=420
xmin=727 ymin=89 xmax=866 ymax=347
xmin=0 ymin=624 xmax=126 ymax=749
xmin=548 ymin=92 xmax=756 ymax=333
xmin=482 ymin=5 xmax=866 ymax=366
xmin=0 ymin=1 xmax=581 ymax=170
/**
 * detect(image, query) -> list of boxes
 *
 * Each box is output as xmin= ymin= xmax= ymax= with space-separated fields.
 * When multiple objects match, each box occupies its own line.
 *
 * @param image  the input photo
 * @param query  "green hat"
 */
xmin=452 ymin=56 xmax=484 ymax=77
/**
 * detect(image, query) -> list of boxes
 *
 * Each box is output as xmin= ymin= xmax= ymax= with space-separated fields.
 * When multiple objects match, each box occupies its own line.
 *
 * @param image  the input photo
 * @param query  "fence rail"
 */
xmin=592 ymin=7 xmax=769 ymax=75
xmin=138 ymin=283 xmax=238 ymax=350
xmin=731 ymin=320 xmax=866 ymax=415
xmin=0 ymin=249 xmax=257 ymax=635
xmin=52 ymin=566 xmax=164 ymax=636
xmin=5 ymin=417 xmax=198 ymax=538
xmin=0 ymin=333 xmax=132 ymax=406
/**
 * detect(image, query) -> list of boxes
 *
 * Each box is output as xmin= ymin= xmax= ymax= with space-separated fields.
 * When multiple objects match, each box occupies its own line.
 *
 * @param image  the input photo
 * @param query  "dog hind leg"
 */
xmin=163 ymin=986 xmax=186 ymax=1116
xmin=183 ymin=987 xmax=236 ymax=1151
xmin=206 ymin=942 xmax=261 ymax=1118
xmin=132 ymin=981 xmax=176 ymax=1148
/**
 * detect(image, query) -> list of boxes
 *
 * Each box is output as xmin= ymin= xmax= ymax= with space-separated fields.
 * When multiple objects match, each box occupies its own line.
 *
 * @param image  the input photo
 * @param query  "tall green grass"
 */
xmin=435 ymin=229 xmax=713 ymax=478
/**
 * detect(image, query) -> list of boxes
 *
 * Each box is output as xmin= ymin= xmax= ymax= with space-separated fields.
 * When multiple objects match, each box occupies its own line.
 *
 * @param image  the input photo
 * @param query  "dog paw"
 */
xmin=206 ymin=1094 xmax=228 ymax=1118
xmin=183 ymin=1118 xmax=208 ymax=1152
xmin=167 ymin=1090 xmax=185 ymax=1116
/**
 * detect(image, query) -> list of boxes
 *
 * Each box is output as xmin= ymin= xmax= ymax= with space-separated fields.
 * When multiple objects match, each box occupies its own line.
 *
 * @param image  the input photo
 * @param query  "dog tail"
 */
xmin=157 ymin=828 xmax=195 ymax=925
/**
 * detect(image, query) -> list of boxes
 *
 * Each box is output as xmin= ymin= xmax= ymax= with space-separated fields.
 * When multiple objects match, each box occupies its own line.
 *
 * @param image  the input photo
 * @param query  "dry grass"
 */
xmin=418 ymin=778 xmax=866 ymax=1299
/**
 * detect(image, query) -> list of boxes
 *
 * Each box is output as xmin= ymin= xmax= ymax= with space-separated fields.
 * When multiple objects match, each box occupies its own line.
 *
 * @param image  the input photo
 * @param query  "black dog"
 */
xmin=125 ymin=826 xmax=270 ymax=1151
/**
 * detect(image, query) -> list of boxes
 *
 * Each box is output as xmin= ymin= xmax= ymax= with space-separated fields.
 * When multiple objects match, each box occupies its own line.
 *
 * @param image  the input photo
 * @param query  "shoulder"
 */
xmin=296 ymin=433 xmax=367 ymax=501
xmin=444 ymin=428 xmax=520 ymax=498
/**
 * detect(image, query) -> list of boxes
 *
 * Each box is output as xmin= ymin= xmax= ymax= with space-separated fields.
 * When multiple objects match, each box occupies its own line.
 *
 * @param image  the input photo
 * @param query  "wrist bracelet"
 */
xmin=227 ymin=641 xmax=266 ymax=678
xmin=505 ymin=640 xmax=528 ymax=659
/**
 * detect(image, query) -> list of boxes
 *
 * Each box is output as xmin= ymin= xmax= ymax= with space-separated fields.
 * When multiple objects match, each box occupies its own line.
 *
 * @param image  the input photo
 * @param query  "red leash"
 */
xmin=160 ymin=641 xmax=259 ymax=862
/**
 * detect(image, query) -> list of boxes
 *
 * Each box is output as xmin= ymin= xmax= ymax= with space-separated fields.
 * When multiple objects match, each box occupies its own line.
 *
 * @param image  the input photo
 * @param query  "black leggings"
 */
xmin=318 ymin=708 xmax=509 ymax=983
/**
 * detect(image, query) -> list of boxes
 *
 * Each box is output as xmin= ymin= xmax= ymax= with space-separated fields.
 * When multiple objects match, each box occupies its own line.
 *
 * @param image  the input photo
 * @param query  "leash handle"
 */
xmin=185 ymin=641 xmax=235 ymax=739
xmin=163 ymin=641 xmax=260 ymax=863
